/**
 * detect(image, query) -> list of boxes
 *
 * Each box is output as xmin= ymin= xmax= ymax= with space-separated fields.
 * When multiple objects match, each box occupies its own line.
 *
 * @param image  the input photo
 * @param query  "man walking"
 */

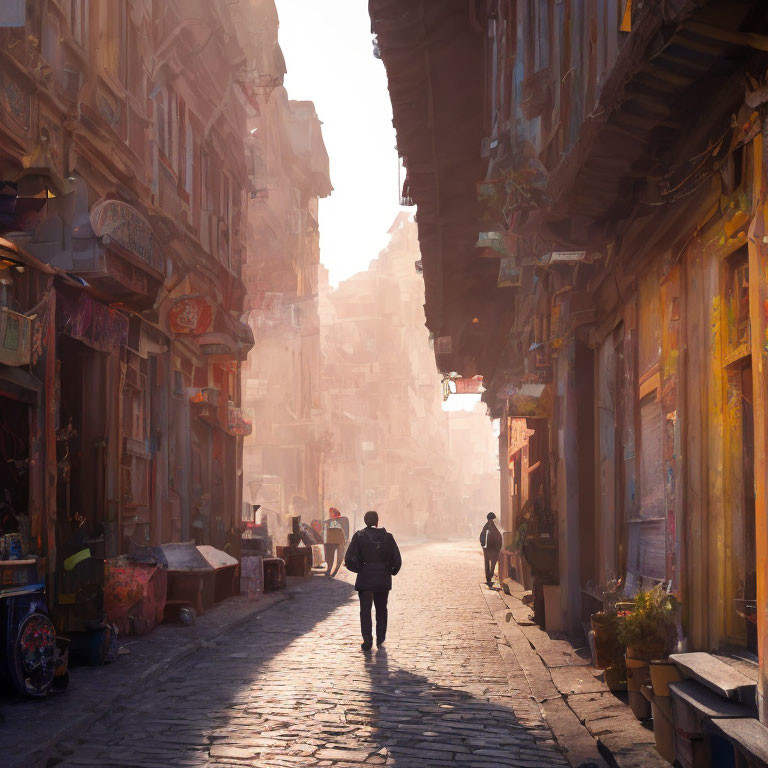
xmin=324 ymin=507 xmax=349 ymax=577
xmin=344 ymin=510 xmax=401 ymax=651
xmin=480 ymin=512 xmax=502 ymax=588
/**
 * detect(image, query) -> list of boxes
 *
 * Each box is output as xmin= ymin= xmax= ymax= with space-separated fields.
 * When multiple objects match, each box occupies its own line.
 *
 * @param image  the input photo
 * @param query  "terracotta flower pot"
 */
xmin=652 ymin=697 xmax=675 ymax=760
xmin=591 ymin=613 xmax=621 ymax=669
xmin=626 ymin=643 xmax=667 ymax=662
xmin=604 ymin=663 xmax=627 ymax=691
xmin=625 ymin=654 xmax=651 ymax=692
xmin=628 ymin=689 xmax=652 ymax=720
xmin=650 ymin=660 xmax=681 ymax=697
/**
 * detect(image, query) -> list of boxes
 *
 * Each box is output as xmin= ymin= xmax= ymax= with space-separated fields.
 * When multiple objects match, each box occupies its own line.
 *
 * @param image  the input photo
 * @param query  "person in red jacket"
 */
xmin=479 ymin=512 xmax=503 ymax=588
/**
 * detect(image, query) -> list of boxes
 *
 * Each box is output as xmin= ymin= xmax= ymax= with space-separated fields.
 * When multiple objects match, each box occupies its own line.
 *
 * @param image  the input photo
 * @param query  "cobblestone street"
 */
xmin=48 ymin=541 xmax=573 ymax=768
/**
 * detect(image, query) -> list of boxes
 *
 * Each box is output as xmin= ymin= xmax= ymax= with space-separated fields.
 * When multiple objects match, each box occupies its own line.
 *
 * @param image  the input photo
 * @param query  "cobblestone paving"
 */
xmin=49 ymin=541 xmax=570 ymax=768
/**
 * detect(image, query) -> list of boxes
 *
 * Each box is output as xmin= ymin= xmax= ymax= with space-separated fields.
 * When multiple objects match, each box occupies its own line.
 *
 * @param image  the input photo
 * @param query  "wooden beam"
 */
xmin=684 ymin=20 xmax=768 ymax=53
xmin=748 ymin=130 xmax=768 ymax=724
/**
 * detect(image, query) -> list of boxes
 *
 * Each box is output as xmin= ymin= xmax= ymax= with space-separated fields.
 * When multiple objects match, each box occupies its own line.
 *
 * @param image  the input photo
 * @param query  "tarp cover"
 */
xmin=159 ymin=541 xmax=214 ymax=572
xmin=196 ymin=545 xmax=238 ymax=570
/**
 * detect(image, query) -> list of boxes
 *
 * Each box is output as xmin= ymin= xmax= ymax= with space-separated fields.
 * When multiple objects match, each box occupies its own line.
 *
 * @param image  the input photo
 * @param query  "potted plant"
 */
xmin=617 ymin=585 xmax=680 ymax=720
xmin=591 ymin=579 xmax=624 ymax=670
xmin=617 ymin=584 xmax=679 ymax=662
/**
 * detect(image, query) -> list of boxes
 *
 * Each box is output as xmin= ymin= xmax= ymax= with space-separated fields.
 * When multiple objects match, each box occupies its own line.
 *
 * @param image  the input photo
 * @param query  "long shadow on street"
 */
xmin=38 ymin=542 xmax=574 ymax=768
xmin=42 ymin=578 xmax=358 ymax=768
xmin=361 ymin=647 xmax=569 ymax=768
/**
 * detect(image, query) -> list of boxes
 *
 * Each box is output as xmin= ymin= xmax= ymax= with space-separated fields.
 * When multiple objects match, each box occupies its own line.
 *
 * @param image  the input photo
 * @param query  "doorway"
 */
xmin=0 ymin=394 xmax=29 ymax=541
xmin=726 ymin=358 xmax=756 ymax=653
xmin=57 ymin=336 xmax=107 ymax=542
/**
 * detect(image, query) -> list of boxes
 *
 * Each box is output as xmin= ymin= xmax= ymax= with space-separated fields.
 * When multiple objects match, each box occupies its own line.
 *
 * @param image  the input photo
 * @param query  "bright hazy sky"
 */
xmin=275 ymin=1 xmax=484 ymax=416
xmin=276 ymin=0 xmax=405 ymax=286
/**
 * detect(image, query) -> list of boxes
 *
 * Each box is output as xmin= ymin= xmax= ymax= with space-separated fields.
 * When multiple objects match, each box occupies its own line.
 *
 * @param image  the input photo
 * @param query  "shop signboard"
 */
xmin=169 ymin=295 xmax=214 ymax=335
xmin=90 ymin=199 xmax=164 ymax=275
xmin=453 ymin=376 xmax=484 ymax=395
xmin=0 ymin=307 xmax=31 ymax=366
xmin=504 ymin=382 xmax=553 ymax=419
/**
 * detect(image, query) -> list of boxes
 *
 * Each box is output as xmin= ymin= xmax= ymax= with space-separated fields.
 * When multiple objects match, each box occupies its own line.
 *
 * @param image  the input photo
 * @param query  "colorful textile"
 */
xmin=57 ymin=290 xmax=128 ymax=351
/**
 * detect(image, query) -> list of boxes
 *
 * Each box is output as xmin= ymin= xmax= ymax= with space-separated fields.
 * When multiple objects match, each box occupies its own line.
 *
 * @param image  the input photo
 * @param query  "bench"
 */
xmin=669 ymin=680 xmax=754 ymax=768
xmin=709 ymin=718 xmax=768 ymax=768
xmin=669 ymin=680 xmax=755 ymax=733
xmin=670 ymin=652 xmax=757 ymax=706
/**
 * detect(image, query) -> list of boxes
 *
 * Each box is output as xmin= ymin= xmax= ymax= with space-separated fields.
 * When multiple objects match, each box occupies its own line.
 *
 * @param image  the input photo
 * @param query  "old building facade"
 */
xmin=238 ymin=0 xmax=332 ymax=541
xmin=0 ymin=1 xmax=256 ymax=621
xmin=319 ymin=214 xmax=497 ymax=535
xmin=372 ymin=0 xmax=768 ymax=722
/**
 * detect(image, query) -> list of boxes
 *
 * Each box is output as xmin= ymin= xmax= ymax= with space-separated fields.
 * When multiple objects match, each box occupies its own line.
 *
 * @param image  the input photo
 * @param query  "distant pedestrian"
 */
xmin=324 ymin=507 xmax=349 ymax=577
xmin=344 ymin=510 xmax=402 ymax=651
xmin=480 ymin=512 xmax=502 ymax=588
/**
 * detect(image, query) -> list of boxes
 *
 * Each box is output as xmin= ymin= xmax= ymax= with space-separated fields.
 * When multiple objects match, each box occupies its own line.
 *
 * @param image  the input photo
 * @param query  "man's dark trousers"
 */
xmin=359 ymin=591 xmax=389 ymax=644
xmin=484 ymin=548 xmax=500 ymax=584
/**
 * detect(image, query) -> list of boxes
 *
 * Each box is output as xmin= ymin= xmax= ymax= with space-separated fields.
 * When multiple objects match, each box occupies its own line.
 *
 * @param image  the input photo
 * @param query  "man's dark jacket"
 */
xmin=480 ymin=521 xmax=503 ymax=551
xmin=344 ymin=527 xmax=402 ymax=592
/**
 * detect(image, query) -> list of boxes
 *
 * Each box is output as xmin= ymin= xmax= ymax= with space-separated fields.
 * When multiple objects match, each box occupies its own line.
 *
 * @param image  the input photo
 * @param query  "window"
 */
xmin=527 ymin=0 xmax=550 ymax=72
xmin=117 ymin=0 xmax=127 ymax=85
xmin=726 ymin=249 xmax=750 ymax=349
xmin=155 ymin=88 xmax=179 ymax=165
xmin=70 ymin=0 xmax=89 ymax=48
xmin=169 ymin=91 xmax=178 ymax=169
xmin=221 ymin=172 xmax=231 ymax=267
xmin=184 ymin=117 xmax=194 ymax=197
xmin=202 ymin=150 xmax=220 ymax=213
xmin=155 ymin=89 xmax=168 ymax=157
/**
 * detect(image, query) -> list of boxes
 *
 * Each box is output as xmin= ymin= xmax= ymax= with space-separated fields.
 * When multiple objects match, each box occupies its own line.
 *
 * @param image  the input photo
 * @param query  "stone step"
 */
xmin=709 ymin=717 xmax=768 ymax=768
xmin=669 ymin=679 xmax=754 ymax=735
xmin=669 ymin=652 xmax=757 ymax=706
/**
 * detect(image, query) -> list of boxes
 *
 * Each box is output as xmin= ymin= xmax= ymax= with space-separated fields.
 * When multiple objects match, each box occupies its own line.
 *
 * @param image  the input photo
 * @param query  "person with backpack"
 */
xmin=479 ymin=512 xmax=502 ymax=588
xmin=344 ymin=510 xmax=402 ymax=651
xmin=324 ymin=507 xmax=349 ymax=577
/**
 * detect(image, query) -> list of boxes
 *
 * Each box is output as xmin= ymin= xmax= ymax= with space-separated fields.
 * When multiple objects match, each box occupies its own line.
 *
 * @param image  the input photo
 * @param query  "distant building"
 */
xmin=239 ymin=9 xmax=332 ymax=541
xmin=320 ymin=214 xmax=498 ymax=535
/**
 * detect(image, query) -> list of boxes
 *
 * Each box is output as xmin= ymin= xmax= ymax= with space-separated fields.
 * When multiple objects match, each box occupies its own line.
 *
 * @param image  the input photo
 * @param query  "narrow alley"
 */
xmin=48 ymin=543 xmax=570 ymax=768
xmin=5 ymin=2 xmax=768 ymax=766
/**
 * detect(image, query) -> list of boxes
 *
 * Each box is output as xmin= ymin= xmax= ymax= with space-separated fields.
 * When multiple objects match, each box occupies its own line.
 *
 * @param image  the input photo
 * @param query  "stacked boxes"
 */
xmin=240 ymin=556 xmax=264 ymax=600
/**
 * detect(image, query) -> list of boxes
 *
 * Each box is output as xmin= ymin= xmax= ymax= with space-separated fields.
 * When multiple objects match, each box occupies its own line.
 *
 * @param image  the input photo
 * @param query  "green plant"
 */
xmin=617 ymin=584 xmax=680 ymax=660
xmin=602 ymin=578 xmax=625 ymax=613
xmin=510 ymin=520 xmax=528 ymax=553
xmin=591 ymin=610 xmax=624 ymax=668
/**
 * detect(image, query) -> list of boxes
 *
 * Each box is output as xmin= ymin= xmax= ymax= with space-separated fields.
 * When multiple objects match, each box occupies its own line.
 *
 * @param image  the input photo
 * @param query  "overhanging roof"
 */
xmin=537 ymin=1 xmax=768 ymax=248
xmin=371 ymin=0 xmax=501 ymax=374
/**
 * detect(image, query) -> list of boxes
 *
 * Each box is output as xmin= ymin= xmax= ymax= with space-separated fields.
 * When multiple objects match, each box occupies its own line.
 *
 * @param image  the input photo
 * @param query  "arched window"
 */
xmin=155 ymin=89 xmax=168 ymax=157
xmin=70 ymin=0 xmax=89 ymax=48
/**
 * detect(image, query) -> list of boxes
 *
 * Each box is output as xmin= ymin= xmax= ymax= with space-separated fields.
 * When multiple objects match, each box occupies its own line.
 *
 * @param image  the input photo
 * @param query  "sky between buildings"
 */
xmin=275 ymin=1 xmax=484 ymax=414
xmin=276 ymin=0 xmax=405 ymax=286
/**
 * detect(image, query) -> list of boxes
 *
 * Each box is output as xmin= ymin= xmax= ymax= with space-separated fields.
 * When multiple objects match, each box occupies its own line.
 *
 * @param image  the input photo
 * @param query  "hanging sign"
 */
xmin=538 ymin=250 xmax=589 ymax=266
xmin=168 ymin=296 xmax=214 ymax=335
xmin=90 ymin=200 xmax=163 ymax=274
xmin=498 ymin=256 xmax=522 ymax=287
xmin=227 ymin=402 xmax=252 ymax=436
xmin=453 ymin=376 xmax=484 ymax=395
xmin=550 ymin=250 xmax=587 ymax=262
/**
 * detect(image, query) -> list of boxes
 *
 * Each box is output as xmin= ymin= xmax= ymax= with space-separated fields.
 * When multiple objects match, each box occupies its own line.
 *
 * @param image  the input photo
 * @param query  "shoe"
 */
xmin=376 ymin=639 xmax=385 ymax=648
xmin=361 ymin=641 xmax=373 ymax=651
